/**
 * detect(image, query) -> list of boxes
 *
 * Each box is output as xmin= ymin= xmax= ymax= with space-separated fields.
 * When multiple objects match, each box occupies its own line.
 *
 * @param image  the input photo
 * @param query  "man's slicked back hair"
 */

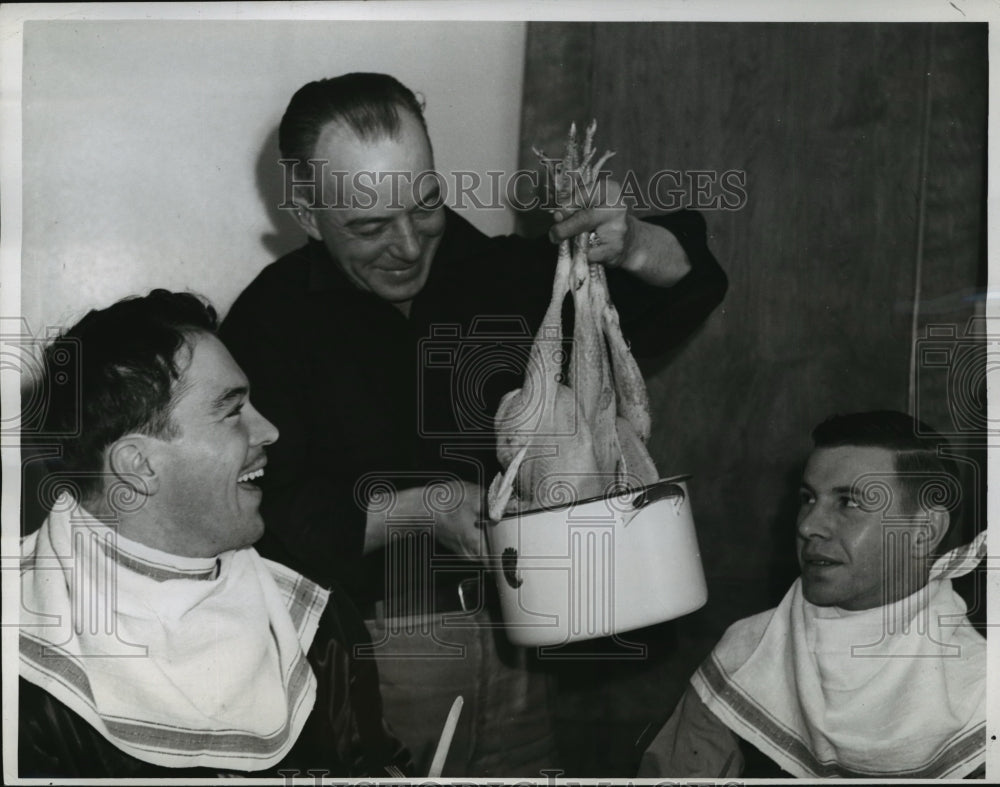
xmin=811 ymin=410 xmax=962 ymax=545
xmin=279 ymin=72 xmax=427 ymax=179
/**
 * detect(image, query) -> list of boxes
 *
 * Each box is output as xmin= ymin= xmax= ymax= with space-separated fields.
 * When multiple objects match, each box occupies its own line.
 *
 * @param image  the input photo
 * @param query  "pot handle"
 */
xmin=631 ymin=475 xmax=691 ymax=510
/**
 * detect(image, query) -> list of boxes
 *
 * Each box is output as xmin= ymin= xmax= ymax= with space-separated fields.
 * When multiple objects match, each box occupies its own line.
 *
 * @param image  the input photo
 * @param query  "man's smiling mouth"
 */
xmin=801 ymin=552 xmax=842 ymax=568
xmin=237 ymin=467 xmax=265 ymax=484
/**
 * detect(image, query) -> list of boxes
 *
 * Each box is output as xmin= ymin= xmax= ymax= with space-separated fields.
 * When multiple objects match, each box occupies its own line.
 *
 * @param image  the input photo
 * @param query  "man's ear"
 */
xmin=914 ymin=507 xmax=950 ymax=557
xmin=288 ymin=188 xmax=323 ymax=241
xmin=106 ymin=435 xmax=160 ymax=498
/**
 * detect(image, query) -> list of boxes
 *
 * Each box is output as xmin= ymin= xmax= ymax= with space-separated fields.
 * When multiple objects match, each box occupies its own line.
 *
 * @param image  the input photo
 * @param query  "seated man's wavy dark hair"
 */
xmin=38 ymin=289 xmax=217 ymax=502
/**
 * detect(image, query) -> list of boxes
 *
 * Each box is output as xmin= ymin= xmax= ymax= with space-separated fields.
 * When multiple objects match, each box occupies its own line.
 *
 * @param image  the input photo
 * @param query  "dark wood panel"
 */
xmin=592 ymin=23 xmax=928 ymax=589
xmin=913 ymin=22 xmax=987 ymax=419
xmin=912 ymin=24 xmax=988 ymax=549
xmin=516 ymin=23 xmax=595 ymax=237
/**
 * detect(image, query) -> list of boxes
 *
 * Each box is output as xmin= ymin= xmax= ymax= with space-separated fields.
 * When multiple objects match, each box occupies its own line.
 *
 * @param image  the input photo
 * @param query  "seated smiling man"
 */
xmin=18 ymin=290 xmax=410 ymax=778
xmin=639 ymin=410 xmax=986 ymax=779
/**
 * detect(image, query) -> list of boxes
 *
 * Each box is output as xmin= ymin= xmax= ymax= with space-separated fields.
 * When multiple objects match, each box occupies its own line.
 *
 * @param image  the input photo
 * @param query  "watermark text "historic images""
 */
xmin=279 ymin=161 xmax=748 ymax=213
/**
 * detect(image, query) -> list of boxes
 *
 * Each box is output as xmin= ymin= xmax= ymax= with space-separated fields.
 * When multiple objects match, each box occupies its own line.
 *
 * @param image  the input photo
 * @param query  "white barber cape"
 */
xmin=688 ymin=532 xmax=987 ymax=778
xmin=19 ymin=493 xmax=329 ymax=771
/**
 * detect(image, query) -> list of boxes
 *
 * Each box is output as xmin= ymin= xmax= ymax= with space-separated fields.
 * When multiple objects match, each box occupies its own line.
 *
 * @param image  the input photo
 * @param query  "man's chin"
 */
xmin=372 ymin=264 xmax=430 ymax=300
xmin=800 ymin=580 xmax=837 ymax=607
xmin=242 ymin=516 xmax=266 ymax=549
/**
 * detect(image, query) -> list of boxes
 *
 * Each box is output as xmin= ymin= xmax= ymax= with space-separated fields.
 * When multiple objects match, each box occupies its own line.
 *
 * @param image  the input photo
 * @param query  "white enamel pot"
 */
xmin=487 ymin=475 xmax=707 ymax=647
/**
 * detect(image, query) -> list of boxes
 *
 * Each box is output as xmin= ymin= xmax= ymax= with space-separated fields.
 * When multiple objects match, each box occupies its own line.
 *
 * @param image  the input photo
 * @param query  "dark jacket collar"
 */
xmin=306 ymin=238 xmax=348 ymax=293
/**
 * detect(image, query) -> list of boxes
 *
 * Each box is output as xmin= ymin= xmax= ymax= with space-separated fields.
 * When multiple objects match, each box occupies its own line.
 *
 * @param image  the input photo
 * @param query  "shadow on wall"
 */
xmin=256 ymin=124 xmax=306 ymax=261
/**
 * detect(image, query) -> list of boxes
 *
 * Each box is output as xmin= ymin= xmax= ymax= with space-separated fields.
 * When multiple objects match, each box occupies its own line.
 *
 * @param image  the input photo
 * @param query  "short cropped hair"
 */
xmin=278 ymin=72 xmax=427 ymax=179
xmin=812 ymin=410 xmax=960 ymax=526
xmin=40 ymin=289 xmax=218 ymax=500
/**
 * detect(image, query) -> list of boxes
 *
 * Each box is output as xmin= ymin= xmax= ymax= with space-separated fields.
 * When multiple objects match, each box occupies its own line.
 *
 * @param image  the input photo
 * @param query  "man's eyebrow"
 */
xmin=416 ymin=183 xmax=441 ymax=206
xmin=344 ymin=214 xmax=391 ymax=228
xmin=343 ymin=186 xmax=442 ymax=228
xmin=210 ymin=385 xmax=249 ymax=412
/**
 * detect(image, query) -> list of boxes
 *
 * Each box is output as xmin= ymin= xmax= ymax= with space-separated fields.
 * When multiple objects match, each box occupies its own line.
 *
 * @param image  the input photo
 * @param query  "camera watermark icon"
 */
xmin=2 ymin=317 xmax=81 ymax=439
xmin=848 ymin=471 xmax=963 ymax=519
xmin=15 ymin=512 xmax=148 ymax=657
xmin=353 ymin=471 xmax=489 ymax=659
xmin=417 ymin=317 xmax=578 ymax=439
xmin=486 ymin=474 xmax=699 ymax=660
xmin=914 ymin=317 xmax=999 ymax=441
xmin=843 ymin=472 xmax=978 ymax=657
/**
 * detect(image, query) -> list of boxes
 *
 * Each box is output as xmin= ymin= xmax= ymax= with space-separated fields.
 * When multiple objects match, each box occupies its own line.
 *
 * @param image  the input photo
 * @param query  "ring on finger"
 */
xmin=588 ymin=231 xmax=602 ymax=248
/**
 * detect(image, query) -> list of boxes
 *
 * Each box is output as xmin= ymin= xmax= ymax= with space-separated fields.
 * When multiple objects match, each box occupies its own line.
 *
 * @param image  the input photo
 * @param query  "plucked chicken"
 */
xmin=487 ymin=122 xmax=658 ymax=521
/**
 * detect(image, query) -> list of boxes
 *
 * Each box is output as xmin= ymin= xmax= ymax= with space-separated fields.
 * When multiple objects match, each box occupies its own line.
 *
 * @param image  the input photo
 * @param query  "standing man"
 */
xmin=19 ymin=290 xmax=410 ymax=778
xmin=221 ymin=72 xmax=727 ymax=776
xmin=638 ymin=411 xmax=986 ymax=779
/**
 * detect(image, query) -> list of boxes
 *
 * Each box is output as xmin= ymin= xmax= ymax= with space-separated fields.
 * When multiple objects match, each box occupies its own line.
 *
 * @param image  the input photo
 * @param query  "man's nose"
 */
xmin=796 ymin=504 xmax=830 ymax=540
xmin=389 ymin=216 xmax=421 ymax=261
xmin=247 ymin=402 xmax=279 ymax=446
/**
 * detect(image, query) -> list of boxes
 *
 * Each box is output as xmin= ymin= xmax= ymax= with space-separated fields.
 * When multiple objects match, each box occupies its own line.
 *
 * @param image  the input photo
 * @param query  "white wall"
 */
xmin=19 ymin=20 xmax=526 ymax=334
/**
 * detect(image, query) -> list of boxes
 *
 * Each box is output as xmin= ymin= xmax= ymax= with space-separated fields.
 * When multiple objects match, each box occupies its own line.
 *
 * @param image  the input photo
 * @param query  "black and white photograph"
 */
xmin=1 ymin=2 xmax=995 ymax=782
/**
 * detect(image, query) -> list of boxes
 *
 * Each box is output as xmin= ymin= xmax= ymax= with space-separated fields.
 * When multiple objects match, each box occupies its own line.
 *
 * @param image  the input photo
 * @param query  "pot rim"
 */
xmin=491 ymin=473 xmax=693 ymax=522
